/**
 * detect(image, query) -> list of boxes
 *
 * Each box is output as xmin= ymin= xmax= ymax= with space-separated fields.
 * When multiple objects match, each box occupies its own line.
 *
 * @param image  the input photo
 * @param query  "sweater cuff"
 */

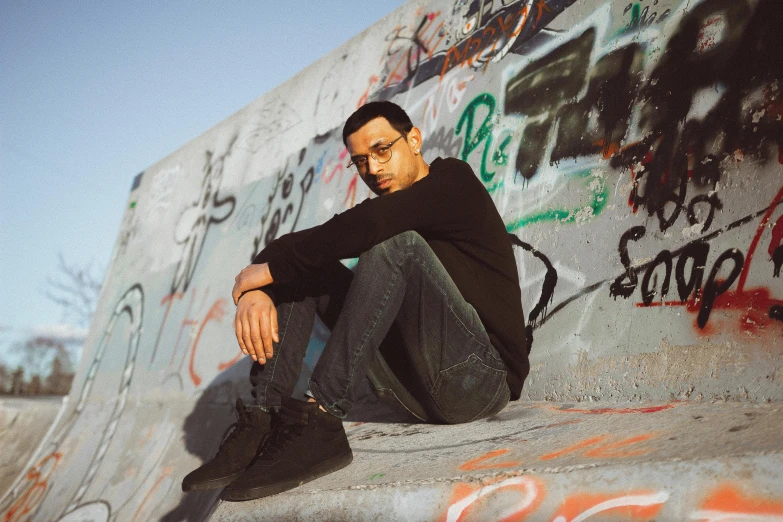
xmin=238 ymin=285 xmax=277 ymax=306
xmin=252 ymin=248 xmax=288 ymax=286
xmin=258 ymin=285 xmax=277 ymax=306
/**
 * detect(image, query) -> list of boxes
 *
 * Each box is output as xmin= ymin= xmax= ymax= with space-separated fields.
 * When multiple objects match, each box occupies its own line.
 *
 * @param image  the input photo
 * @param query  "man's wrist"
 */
xmin=261 ymin=262 xmax=274 ymax=286
xmin=238 ymin=288 xmax=264 ymax=303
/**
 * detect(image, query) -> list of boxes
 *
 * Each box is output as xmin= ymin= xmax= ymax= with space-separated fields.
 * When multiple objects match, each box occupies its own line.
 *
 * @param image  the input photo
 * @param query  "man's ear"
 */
xmin=408 ymin=126 xmax=423 ymax=154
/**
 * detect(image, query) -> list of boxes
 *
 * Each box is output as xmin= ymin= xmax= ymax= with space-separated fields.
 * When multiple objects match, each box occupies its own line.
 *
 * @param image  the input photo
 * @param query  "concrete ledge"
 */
xmin=212 ymin=400 xmax=783 ymax=521
xmin=0 ymin=397 xmax=64 ymax=496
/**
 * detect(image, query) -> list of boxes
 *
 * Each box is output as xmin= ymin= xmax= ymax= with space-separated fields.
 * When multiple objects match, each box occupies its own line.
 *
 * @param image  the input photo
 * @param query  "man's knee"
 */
xmin=360 ymin=231 xmax=427 ymax=263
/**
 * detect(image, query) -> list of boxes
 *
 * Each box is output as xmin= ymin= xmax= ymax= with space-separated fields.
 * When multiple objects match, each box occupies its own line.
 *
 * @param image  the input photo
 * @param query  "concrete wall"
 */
xmin=2 ymin=0 xmax=781 ymax=520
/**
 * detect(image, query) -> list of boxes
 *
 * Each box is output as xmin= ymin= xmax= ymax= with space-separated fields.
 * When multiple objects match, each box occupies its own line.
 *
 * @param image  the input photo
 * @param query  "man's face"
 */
xmin=345 ymin=117 xmax=425 ymax=197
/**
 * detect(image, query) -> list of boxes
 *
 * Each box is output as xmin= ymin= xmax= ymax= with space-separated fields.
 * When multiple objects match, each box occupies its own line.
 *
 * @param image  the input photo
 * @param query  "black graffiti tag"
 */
xmin=610 ymin=225 xmax=746 ymax=327
xmin=509 ymin=234 xmax=558 ymax=352
xmin=609 ymin=226 xmax=646 ymax=299
xmin=172 ymin=141 xmax=237 ymax=294
xmin=251 ymin=150 xmax=315 ymax=261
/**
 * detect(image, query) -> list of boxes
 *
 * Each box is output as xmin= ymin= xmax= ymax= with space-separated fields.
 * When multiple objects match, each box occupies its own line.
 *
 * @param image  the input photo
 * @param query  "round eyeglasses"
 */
xmin=347 ymin=135 xmax=405 ymax=174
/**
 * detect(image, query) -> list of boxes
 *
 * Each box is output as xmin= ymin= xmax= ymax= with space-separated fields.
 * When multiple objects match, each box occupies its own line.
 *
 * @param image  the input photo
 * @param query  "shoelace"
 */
xmin=258 ymin=409 xmax=308 ymax=459
xmin=214 ymin=404 xmax=254 ymax=459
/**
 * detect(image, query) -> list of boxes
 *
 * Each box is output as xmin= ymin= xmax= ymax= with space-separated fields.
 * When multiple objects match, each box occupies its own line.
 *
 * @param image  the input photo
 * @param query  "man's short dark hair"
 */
xmin=342 ymin=101 xmax=414 ymax=146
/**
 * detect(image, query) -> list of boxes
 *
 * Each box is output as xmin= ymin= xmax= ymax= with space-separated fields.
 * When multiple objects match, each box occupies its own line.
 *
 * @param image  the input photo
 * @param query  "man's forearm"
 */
xmin=256 ymin=262 xmax=273 ymax=287
xmin=233 ymin=263 xmax=274 ymax=305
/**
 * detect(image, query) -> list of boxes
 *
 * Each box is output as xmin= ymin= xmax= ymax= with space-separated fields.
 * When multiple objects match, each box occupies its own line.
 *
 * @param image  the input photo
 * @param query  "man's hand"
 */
xmin=235 ymin=289 xmax=279 ymax=363
xmin=233 ymin=263 xmax=273 ymax=305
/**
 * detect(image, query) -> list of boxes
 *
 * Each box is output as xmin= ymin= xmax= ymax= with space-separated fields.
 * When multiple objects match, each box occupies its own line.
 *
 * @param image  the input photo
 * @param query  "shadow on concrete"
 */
xmin=161 ymin=343 xmax=417 ymax=520
xmin=160 ymin=358 xmax=252 ymax=522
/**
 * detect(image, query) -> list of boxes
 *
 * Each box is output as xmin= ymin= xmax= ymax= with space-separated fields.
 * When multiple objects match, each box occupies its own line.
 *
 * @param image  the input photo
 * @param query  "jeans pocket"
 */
xmin=431 ymin=353 xmax=507 ymax=424
xmin=374 ymin=387 xmax=428 ymax=422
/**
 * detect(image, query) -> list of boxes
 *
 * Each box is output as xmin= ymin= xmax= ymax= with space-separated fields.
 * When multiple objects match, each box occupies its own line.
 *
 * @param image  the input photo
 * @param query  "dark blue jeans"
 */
xmin=249 ymin=231 xmax=509 ymax=424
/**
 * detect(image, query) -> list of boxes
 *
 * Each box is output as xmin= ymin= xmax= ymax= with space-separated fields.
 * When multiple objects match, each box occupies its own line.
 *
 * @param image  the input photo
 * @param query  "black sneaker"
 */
xmin=182 ymin=398 xmax=273 ymax=492
xmin=221 ymin=397 xmax=353 ymax=501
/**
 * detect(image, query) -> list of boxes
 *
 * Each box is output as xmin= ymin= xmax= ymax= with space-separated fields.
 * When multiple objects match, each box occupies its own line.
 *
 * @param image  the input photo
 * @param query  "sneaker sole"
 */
xmin=220 ymin=451 xmax=353 ymax=501
xmin=182 ymin=471 xmax=243 ymax=492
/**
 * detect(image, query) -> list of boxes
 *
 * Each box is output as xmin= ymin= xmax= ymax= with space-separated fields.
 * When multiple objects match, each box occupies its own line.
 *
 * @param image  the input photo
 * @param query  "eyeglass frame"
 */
xmin=346 ymin=134 xmax=406 ymax=173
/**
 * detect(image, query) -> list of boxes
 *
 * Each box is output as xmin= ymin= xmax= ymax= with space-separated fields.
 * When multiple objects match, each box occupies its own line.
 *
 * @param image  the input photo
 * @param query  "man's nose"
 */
xmin=366 ymin=155 xmax=383 ymax=175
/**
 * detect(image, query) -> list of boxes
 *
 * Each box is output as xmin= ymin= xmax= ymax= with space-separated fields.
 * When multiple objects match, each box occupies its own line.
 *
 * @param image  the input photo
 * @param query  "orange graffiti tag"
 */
xmin=217 ymin=351 xmax=242 ymax=372
xmin=459 ymin=449 xmax=520 ymax=471
xmin=692 ymin=484 xmax=783 ymax=521
xmin=534 ymin=0 xmax=552 ymax=29
xmin=151 ymin=291 xmax=184 ymax=364
xmin=169 ymin=287 xmax=207 ymax=366
xmin=540 ymin=435 xmax=608 ymax=461
xmin=443 ymin=476 xmax=545 ymax=522
xmin=188 ymin=298 xmax=228 ymax=386
xmin=540 ymin=433 xmax=659 ymax=461
xmin=439 ymin=3 xmax=529 ymax=80
xmin=130 ymin=466 xmax=174 ymax=522
xmin=549 ymin=490 xmax=668 ymax=522
xmin=2 ymin=452 xmax=62 ymax=522
xmin=584 ymin=433 xmax=658 ymax=458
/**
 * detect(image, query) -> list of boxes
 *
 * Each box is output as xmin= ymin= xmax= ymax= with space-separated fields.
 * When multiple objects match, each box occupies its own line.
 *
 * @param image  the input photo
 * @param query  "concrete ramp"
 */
xmin=213 ymin=400 xmax=783 ymax=521
xmin=2 ymin=0 xmax=782 ymax=519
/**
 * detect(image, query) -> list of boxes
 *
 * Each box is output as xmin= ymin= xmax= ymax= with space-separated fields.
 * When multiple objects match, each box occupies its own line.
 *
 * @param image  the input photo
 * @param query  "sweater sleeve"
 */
xmin=252 ymin=158 xmax=483 ymax=285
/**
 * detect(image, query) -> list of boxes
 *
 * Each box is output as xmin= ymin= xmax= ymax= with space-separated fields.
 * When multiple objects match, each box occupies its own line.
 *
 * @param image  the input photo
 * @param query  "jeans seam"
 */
xmin=375 ymin=387 xmax=427 ymax=422
xmin=261 ymin=302 xmax=293 ymax=409
xmin=411 ymin=256 xmax=487 ymax=348
xmin=333 ymin=254 xmax=402 ymax=406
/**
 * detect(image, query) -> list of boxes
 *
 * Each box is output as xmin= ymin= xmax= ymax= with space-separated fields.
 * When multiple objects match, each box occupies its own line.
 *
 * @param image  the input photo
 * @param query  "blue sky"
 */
xmin=0 ymin=1 xmax=408 ymax=366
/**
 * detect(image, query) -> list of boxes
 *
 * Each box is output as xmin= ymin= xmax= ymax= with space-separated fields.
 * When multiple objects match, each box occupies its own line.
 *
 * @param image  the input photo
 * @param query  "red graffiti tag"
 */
xmin=767 ymin=214 xmax=783 ymax=259
xmin=188 ymin=298 xmax=228 ymax=386
xmin=2 ymin=452 xmax=62 ymax=522
xmin=552 ymin=404 xmax=675 ymax=415
xmin=637 ymin=184 xmax=783 ymax=334
xmin=739 ymin=184 xmax=783 ymax=292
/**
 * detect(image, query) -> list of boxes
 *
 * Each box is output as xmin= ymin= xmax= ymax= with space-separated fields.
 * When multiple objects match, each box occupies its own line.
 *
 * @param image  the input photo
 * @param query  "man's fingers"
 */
xmin=233 ymin=290 xmax=276 ymax=365
xmin=241 ymin=312 xmax=258 ymax=362
xmin=271 ymin=306 xmax=279 ymax=344
xmin=259 ymin=310 xmax=273 ymax=360
xmin=235 ymin=315 xmax=247 ymax=355
xmin=232 ymin=282 xmax=241 ymax=306
xmin=248 ymin=308 xmax=265 ymax=364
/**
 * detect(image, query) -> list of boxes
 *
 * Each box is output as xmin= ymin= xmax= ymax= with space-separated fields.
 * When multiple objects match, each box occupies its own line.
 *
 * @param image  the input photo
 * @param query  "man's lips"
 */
xmin=375 ymin=178 xmax=392 ymax=190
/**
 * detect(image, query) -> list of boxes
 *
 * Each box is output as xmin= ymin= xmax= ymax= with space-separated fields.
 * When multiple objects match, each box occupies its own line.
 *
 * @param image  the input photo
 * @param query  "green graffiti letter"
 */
xmin=456 ymin=93 xmax=496 ymax=183
xmin=493 ymin=134 xmax=512 ymax=166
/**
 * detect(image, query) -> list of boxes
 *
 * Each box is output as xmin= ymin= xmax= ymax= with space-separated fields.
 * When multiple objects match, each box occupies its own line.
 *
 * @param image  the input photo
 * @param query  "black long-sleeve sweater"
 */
xmin=253 ymin=157 xmax=529 ymax=399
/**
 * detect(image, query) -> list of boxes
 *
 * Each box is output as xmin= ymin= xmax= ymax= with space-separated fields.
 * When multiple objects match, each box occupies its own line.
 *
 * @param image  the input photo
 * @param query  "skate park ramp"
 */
xmin=2 ymin=0 xmax=782 ymax=520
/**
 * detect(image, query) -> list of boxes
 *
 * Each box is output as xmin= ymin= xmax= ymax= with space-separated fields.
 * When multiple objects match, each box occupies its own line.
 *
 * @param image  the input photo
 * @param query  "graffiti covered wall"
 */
xmin=2 ymin=0 xmax=782 ymax=519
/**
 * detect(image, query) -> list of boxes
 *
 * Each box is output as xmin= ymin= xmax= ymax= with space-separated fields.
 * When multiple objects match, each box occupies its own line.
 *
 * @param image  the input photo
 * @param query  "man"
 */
xmin=182 ymin=101 xmax=529 ymax=501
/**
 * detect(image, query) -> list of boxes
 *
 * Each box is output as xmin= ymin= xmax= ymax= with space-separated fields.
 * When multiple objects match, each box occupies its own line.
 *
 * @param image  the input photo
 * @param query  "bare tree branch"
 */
xmin=43 ymin=252 xmax=104 ymax=327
